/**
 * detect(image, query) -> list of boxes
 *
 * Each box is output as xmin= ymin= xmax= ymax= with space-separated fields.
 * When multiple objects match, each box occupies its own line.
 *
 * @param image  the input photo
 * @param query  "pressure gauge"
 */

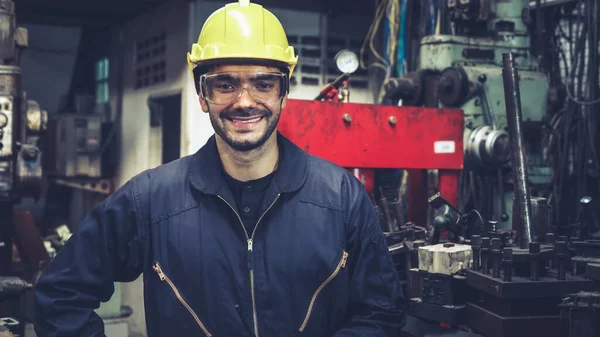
xmin=0 ymin=113 xmax=8 ymax=128
xmin=334 ymin=49 xmax=359 ymax=74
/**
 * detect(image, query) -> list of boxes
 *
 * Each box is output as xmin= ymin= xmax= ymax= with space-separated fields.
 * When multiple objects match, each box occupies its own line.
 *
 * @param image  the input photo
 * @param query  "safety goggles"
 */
xmin=199 ymin=71 xmax=288 ymax=105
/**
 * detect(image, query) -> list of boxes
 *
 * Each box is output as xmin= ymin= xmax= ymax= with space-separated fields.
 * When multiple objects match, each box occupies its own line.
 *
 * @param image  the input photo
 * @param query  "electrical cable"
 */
xmin=359 ymin=0 xmax=390 ymax=73
xmin=397 ymin=0 xmax=407 ymax=76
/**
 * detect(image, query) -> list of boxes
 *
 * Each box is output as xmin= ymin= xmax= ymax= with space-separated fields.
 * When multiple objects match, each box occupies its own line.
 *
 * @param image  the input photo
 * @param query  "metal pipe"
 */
xmin=502 ymin=53 xmax=534 ymax=248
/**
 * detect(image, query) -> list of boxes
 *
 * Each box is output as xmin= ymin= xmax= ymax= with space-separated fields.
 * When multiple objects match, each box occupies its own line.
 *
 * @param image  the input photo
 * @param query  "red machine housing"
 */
xmin=278 ymin=99 xmax=464 ymax=226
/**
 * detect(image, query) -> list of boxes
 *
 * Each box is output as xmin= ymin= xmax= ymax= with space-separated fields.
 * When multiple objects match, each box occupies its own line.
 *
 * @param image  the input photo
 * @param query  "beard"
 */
xmin=209 ymin=106 xmax=280 ymax=152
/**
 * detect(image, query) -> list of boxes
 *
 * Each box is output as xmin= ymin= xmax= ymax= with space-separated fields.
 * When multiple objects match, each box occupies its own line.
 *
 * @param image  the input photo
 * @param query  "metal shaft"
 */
xmin=492 ymin=238 xmax=502 ymax=278
xmin=502 ymin=53 xmax=534 ymax=248
xmin=502 ymin=248 xmax=512 ymax=282
xmin=556 ymin=241 xmax=567 ymax=281
xmin=472 ymin=235 xmax=481 ymax=270
xmin=481 ymin=237 xmax=491 ymax=274
xmin=529 ymin=242 xmax=540 ymax=281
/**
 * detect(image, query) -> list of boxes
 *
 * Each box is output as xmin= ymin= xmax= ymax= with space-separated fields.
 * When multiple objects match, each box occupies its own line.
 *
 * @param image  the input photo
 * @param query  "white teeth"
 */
xmin=232 ymin=117 xmax=261 ymax=124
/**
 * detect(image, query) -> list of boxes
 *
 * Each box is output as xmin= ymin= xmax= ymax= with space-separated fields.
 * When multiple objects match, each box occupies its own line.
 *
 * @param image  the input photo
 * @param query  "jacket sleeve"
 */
xmin=332 ymin=180 xmax=406 ymax=337
xmin=33 ymin=177 xmax=149 ymax=337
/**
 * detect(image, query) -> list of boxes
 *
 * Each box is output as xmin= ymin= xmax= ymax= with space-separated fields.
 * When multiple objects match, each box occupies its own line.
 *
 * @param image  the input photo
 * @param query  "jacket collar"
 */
xmin=188 ymin=132 xmax=308 ymax=195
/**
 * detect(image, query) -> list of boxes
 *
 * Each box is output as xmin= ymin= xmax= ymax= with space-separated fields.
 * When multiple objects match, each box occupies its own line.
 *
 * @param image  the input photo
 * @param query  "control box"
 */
xmin=0 ymin=96 xmax=15 ymax=196
xmin=53 ymin=115 xmax=103 ymax=178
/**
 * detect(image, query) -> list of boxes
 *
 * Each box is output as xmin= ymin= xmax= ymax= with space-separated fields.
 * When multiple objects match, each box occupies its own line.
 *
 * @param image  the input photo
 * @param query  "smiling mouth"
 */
xmin=226 ymin=116 xmax=264 ymax=124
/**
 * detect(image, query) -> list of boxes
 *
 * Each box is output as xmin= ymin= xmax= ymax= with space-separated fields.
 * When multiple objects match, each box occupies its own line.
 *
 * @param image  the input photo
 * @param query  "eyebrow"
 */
xmin=249 ymin=74 xmax=281 ymax=82
xmin=212 ymin=74 xmax=239 ymax=81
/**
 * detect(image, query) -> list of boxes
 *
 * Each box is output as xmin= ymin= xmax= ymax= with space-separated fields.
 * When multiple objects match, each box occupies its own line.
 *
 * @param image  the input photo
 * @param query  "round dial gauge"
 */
xmin=0 ymin=113 xmax=8 ymax=128
xmin=335 ymin=50 xmax=359 ymax=74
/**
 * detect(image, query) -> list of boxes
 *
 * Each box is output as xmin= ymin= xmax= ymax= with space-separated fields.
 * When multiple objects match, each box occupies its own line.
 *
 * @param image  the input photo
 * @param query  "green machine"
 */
xmin=385 ymin=0 xmax=551 ymax=233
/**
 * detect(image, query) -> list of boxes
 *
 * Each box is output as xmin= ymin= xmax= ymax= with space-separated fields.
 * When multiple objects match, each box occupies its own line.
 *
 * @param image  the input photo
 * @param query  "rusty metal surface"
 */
xmin=12 ymin=209 xmax=50 ymax=271
xmin=279 ymin=99 xmax=464 ymax=170
xmin=439 ymin=170 xmax=460 ymax=208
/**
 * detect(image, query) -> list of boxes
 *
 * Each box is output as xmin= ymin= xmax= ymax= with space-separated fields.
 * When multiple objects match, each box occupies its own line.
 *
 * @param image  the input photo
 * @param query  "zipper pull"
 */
xmin=340 ymin=251 xmax=349 ymax=268
xmin=247 ymin=239 xmax=254 ymax=270
xmin=153 ymin=262 xmax=166 ymax=281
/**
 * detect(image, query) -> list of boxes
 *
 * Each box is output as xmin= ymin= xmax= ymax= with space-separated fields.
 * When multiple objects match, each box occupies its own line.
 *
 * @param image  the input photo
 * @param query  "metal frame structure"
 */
xmin=278 ymin=99 xmax=464 ymax=225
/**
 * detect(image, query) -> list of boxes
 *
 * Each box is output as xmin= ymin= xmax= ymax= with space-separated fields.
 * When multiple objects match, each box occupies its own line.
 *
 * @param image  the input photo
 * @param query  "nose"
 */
xmin=232 ymin=88 xmax=258 ymax=110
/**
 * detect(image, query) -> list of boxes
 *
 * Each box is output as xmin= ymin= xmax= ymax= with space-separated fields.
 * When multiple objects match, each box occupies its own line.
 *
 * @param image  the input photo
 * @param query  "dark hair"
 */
xmin=193 ymin=59 xmax=290 ymax=95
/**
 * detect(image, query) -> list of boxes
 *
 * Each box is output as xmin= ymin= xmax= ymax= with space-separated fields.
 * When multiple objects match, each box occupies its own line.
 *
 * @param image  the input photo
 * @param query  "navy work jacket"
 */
xmin=34 ymin=133 xmax=405 ymax=337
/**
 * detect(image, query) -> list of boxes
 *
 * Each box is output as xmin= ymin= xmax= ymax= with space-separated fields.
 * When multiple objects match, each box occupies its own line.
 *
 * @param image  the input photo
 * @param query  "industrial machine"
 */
xmin=407 ymin=53 xmax=600 ymax=337
xmin=281 ymin=36 xmax=600 ymax=335
xmin=0 ymin=5 xmax=46 ymax=202
xmin=0 ymin=0 xmax=49 ymax=335
xmin=384 ymin=0 xmax=551 ymax=232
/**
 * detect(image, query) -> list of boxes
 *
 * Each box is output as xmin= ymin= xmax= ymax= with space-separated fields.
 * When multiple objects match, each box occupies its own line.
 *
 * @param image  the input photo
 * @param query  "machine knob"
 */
xmin=437 ymin=66 xmax=469 ymax=107
xmin=383 ymin=72 xmax=423 ymax=106
xmin=21 ymin=146 xmax=38 ymax=161
xmin=433 ymin=215 xmax=450 ymax=230
xmin=0 ymin=112 xmax=8 ymax=128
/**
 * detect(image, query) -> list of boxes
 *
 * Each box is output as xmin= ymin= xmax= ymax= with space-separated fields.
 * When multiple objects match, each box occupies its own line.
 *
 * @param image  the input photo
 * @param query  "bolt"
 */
xmin=481 ymin=237 xmax=491 ymax=275
xmin=412 ymin=240 xmax=423 ymax=268
xmin=556 ymin=241 xmax=567 ymax=280
xmin=492 ymin=238 xmax=502 ymax=278
xmin=388 ymin=116 xmax=397 ymax=126
xmin=529 ymin=242 xmax=540 ymax=281
xmin=502 ymin=248 xmax=513 ymax=282
xmin=343 ymin=113 xmax=352 ymax=123
xmin=472 ymin=235 xmax=481 ymax=270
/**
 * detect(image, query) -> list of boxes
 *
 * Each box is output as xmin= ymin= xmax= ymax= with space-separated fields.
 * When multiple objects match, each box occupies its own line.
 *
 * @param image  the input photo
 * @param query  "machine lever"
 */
xmin=477 ymin=75 xmax=497 ymax=130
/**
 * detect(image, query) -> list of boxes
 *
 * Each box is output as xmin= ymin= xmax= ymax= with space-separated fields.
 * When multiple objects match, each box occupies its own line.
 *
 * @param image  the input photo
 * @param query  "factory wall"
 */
xmin=106 ymin=0 xmax=193 ymax=335
xmin=111 ymin=0 xmax=194 ymax=186
xmin=19 ymin=24 xmax=81 ymax=114
xmin=15 ymin=25 xmax=81 ymax=224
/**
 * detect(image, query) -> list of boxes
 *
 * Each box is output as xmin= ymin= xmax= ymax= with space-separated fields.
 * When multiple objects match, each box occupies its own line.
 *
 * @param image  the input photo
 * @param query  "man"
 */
xmin=34 ymin=1 xmax=405 ymax=336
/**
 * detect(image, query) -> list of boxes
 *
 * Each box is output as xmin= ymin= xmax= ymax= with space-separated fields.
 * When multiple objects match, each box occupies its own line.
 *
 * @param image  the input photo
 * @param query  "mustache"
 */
xmin=220 ymin=108 xmax=272 ymax=119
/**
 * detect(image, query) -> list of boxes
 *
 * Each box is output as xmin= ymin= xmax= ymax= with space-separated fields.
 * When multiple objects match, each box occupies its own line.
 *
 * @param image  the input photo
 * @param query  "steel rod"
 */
xmin=501 ymin=53 xmax=534 ymax=248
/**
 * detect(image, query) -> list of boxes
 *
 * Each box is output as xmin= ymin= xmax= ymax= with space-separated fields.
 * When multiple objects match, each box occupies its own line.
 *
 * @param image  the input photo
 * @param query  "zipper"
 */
xmin=152 ymin=262 xmax=212 ymax=337
xmin=218 ymin=193 xmax=281 ymax=337
xmin=299 ymin=251 xmax=349 ymax=332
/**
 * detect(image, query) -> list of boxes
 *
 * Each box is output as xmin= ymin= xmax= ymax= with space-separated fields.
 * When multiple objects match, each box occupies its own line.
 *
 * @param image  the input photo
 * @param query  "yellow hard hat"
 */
xmin=187 ymin=0 xmax=298 ymax=77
